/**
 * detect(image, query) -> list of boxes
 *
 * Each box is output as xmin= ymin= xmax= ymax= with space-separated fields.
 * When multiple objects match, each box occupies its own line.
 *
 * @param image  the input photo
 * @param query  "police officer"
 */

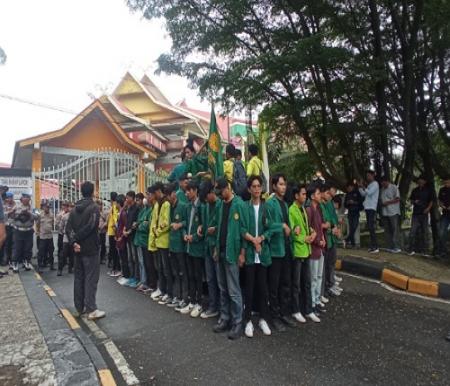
xmin=12 ymin=193 xmax=38 ymax=272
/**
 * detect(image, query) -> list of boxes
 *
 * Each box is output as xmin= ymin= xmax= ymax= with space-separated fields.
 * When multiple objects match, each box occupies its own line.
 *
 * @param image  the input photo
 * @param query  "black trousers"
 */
xmin=119 ymin=247 xmax=129 ymax=278
xmin=173 ymin=252 xmax=188 ymax=301
xmin=99 ymin=233 xmax=106 ymax=262
xmin=187 ymin=255 xmax=204 ymax=305
xmin=0 ymin=225 xmax=14 ymax=264
xmin=160 ymin=248 xmax=173 ymax=297
xmin=12 ymin=230 xmax=34 ymax=264
xmin=244 ymin=264 xmax=270 ymax=322
xmin=324 ymin=245 xmax=337 ymax=291
xmin=74 ymin=253 xmax=100 ymax=314
xmin=292 ymin=258 xmax=312 ymax=315
xmin=38 ymin=238 xmax=55 ymax=268
xmin=58 ymin=242 xmax=74 ymax=271
xmin=57 ymin=233 xmax=64 ymax=257
xmin=145 ymin=251 xmax=158 ymax=290
xmin=268 ymin=256 xmax=292 ymax=318
xmin=346 ymin=211 xmax=359 ymax=246
xmin=109 ymin=236 xmax=120 ymax=271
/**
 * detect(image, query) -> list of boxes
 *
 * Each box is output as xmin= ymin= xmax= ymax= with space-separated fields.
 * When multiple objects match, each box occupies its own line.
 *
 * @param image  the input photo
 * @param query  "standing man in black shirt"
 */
xmin=437 ymin=176 xmax=450 ymax=259
xmin=408 ymin=176 xmax=435 ymax=255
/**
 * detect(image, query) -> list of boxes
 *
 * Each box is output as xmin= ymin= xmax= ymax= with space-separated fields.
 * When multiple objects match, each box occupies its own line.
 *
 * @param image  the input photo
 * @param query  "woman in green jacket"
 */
xmin=134 ymin=193 xmax=152 ymax=292
xmin=289 ymin=184 xmax=317 ymax=323
xmin=243 ymin=175 xmax=273 ymax=338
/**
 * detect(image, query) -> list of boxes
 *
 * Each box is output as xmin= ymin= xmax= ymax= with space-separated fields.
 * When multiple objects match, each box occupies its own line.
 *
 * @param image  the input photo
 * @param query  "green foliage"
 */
xmin=0 ymin=47 xmax=6 ymax=65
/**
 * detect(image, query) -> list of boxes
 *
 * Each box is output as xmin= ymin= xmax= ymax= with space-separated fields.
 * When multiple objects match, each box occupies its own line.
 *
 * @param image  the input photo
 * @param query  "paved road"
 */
xmin=44 ymin=267 xmax=450 ymax=386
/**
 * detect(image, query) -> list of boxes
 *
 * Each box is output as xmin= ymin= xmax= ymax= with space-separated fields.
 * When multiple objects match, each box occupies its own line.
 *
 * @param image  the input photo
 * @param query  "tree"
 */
xmin=127 ymin=0 xmax=450 ymax=196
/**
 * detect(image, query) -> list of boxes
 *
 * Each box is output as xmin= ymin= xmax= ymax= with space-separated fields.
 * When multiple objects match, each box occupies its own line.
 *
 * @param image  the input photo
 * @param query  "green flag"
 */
xmin=207 ymin=105 xmax=224 ymax=181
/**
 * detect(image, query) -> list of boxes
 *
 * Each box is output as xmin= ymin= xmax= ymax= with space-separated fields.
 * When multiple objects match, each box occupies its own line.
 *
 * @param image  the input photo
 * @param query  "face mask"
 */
xmin=143 ymin=198 xmax=148 ymax=206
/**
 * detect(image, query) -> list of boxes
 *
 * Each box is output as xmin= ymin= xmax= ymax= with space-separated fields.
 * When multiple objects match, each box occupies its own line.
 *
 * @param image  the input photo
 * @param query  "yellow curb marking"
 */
xmin=35 ymin=272 xmax=42 ymax=280
xmin=382 ymin=269 xmax=409 ymax=290
xmin=61 ymin=308 xmax=81 ymax=330
xmin=407 ymin=278 xmax=439 ymax=297
xmin=98 ymin=369 xmax=117 ymax=386
xmin=43 ymin=285 xmax=56 ymax=297
xmin=335 ymin=259 xmax=342 ymax=270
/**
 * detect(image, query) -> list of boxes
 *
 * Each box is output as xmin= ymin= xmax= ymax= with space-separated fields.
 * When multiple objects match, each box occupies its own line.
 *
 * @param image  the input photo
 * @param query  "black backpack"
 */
xmin=232 ymin=160 xmax=248 ymax=198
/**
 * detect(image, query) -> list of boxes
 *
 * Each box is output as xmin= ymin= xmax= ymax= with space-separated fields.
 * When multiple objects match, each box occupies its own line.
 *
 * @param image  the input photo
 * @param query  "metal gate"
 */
xmin=32 ymin=149 xmax=165 ymax=209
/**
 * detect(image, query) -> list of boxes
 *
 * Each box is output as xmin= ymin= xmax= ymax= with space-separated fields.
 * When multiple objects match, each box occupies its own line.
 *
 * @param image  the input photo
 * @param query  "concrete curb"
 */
xmin=33 ymin=272 xmax=117 ymax=386
xmin=336 ymin=256 xmax=450 ymax=300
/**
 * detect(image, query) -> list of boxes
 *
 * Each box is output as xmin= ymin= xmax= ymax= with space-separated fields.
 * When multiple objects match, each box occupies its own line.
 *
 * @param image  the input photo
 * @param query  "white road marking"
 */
xmin=80 ymin=316 xmax=140 ymax=385
xmin=339 ymin=271 xmax=450 ymax=305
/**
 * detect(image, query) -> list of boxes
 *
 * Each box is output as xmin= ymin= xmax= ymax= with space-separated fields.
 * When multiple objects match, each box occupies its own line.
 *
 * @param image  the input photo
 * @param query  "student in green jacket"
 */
xmin=167 ymin=183 xmax=189 ymax=310
xmin=198 ymin=180 xmax=220 ymax=319
xmin=319 ymin=184 xmax=342 ymax=299
xmin=243 ymin=175 xmax=272 ymax=338
xmin=212 ymin=177 xmax=248 ymax=340
xmin=289 ymin=184 xmax=317 ymax=324
xmin=181 ymin=180 xmax=205 ymax=317
xmin=145 ymin=186 xmax=158 ymax=292
xmin=134 ymin=192 xmax=151 ymax=293
xmin=265 ymin=173 xmax=296 ymax=332
xmin=176 ymin=172 xmax=190 ymax=205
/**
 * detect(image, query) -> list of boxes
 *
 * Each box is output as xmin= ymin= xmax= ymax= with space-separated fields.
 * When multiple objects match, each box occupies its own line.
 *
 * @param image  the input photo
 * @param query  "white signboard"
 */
xmin=0 ymin=176 xmax=32 ymax=199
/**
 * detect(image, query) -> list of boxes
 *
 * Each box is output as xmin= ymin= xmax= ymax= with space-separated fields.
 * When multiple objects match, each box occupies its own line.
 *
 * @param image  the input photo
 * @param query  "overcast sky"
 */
xmin=0 ymin=0 xmax=207 ymax=165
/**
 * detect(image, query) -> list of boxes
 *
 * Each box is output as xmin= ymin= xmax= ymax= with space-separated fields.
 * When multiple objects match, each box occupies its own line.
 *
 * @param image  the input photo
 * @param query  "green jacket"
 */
xmin=201 ymin=199 xmax=220 ymax=255
xmin=183 ymin=199 xmax=204 ymax=257
xmin=289 ymin=202 xmax=311 ymax=259
xmin=320 ymin=200 xmax=338 ymax=248
xmin=134 ymin=206 xmax=151 ymax=248
xmin=169 ymin=200 xmax=187 ymax=253
xmin=245 ymin=201 xmax=271 ymax=266
xmin=176 ymin=189 xmax=189 ymax=205
xmin=265 ymin=195 xmax=290 ymax=258
xmin=215 ymin=196 xmax=248 ymax=264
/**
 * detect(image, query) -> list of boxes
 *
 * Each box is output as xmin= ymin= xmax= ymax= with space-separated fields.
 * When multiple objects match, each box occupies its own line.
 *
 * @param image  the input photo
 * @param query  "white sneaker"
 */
xmin=258 ymin=319 xmax=272 ymax=336
xmin=320 ymin=296 xmax=329 ymax=304
xmin=12 ymin=263 xmax=19 ymax=273
xmin=306 ymin=313 xmax=321 ymax=323
xmin=180 ymin=303 xmax=194 ymax=315
xmin=87 ymin=309 xmax=106 ymax=320
xmin=319 ymin=302 xmax=326 ymax=308
xmin=332 ymin=285 xmax=343 ymax=293
xmin=245 ymin=321 xmax=254 ymax=338
xmin=158 ymin=294 xmax=170 ymax=304
xmin=151 ymin=288 xmax=162 ymax=300
xmin=24 ymin=261 xmax=32 ymax=271
xmin=190 ymin=304 xmax=203 ymax=318
xmin=329 ymin=287 xmax=341 ymax=296
xmin=292 ymin=312 xmax=306 ymax=323
xmin=117 ymin=277 xmax=127 ymax=285
xmin=334 ymin=275 xmax=342 ymax=283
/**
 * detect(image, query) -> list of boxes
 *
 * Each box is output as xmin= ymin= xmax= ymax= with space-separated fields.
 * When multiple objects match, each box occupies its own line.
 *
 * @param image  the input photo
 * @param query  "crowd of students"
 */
xmin=102 ymin=170 xmax=344 ymax=340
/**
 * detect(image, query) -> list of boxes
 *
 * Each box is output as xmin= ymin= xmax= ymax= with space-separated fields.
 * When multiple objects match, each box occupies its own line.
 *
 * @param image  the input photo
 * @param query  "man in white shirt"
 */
xmin=359 ymin=170 xmax=380 ymax=253
xmin=380 ymin=176 xmax=402 ymax=253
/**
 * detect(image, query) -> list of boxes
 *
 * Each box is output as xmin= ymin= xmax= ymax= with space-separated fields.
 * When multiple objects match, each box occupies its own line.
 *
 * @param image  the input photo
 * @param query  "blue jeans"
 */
xmin=438 ymin=215 xmax=450 ymax=257
xmin=216 ymin=253 xmax=243 ymax=326
xmin=205 ymin=251 xmax=220 ymax=312
xmin=136 ymin=247 xmax=147 ymax=286
xmin=309 ymin=254 xmax=324 ymax=307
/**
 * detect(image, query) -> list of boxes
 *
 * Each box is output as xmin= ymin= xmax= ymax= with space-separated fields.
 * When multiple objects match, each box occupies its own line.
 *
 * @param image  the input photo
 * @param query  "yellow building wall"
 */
xmin=47 ymin=115 xmax=138 ymax=154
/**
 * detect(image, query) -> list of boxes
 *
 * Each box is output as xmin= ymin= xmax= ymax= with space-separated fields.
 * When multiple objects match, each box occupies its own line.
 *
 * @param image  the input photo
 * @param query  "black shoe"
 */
xmin=213 ymin=319 xmax=230 ymax=333
xmin=271 ymin=318 xmax=286 ymax=333
xmin=227 ymin=324 xmax=242 ymax=340
xmin=314 ymin=306 xmax=326 ymax=314
xmin=280 ymin=315 xmax=297 ymax=328
xmin=446 ymin=332 xmax=450 ymax=342
xmin=57 ymin=270 xmax=62 ymax=276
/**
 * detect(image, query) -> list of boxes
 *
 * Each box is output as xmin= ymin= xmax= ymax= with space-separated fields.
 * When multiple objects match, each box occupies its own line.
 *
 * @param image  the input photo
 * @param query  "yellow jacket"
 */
xmin=247 ymin=156 xmax=263 ymax=177
xmin=107 ymin=204 xmax=119 ymax=236
xmin=223 ymin=159 xmax=234 ymax=184
xmin=148 ymin=201 xmax=159 ymax=252
xmin=155 ymin=201 xmax=170 ymax=249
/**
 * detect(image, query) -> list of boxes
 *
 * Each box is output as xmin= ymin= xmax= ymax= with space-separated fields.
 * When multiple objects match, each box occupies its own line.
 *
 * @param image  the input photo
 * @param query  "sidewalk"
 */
xmin=0 ymin=269 xmax=106 ymax=386
xmin=337 ymin=247 xmax=450 ymax=284
xmin=0 ymin=272 xmax=56 ymax=386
